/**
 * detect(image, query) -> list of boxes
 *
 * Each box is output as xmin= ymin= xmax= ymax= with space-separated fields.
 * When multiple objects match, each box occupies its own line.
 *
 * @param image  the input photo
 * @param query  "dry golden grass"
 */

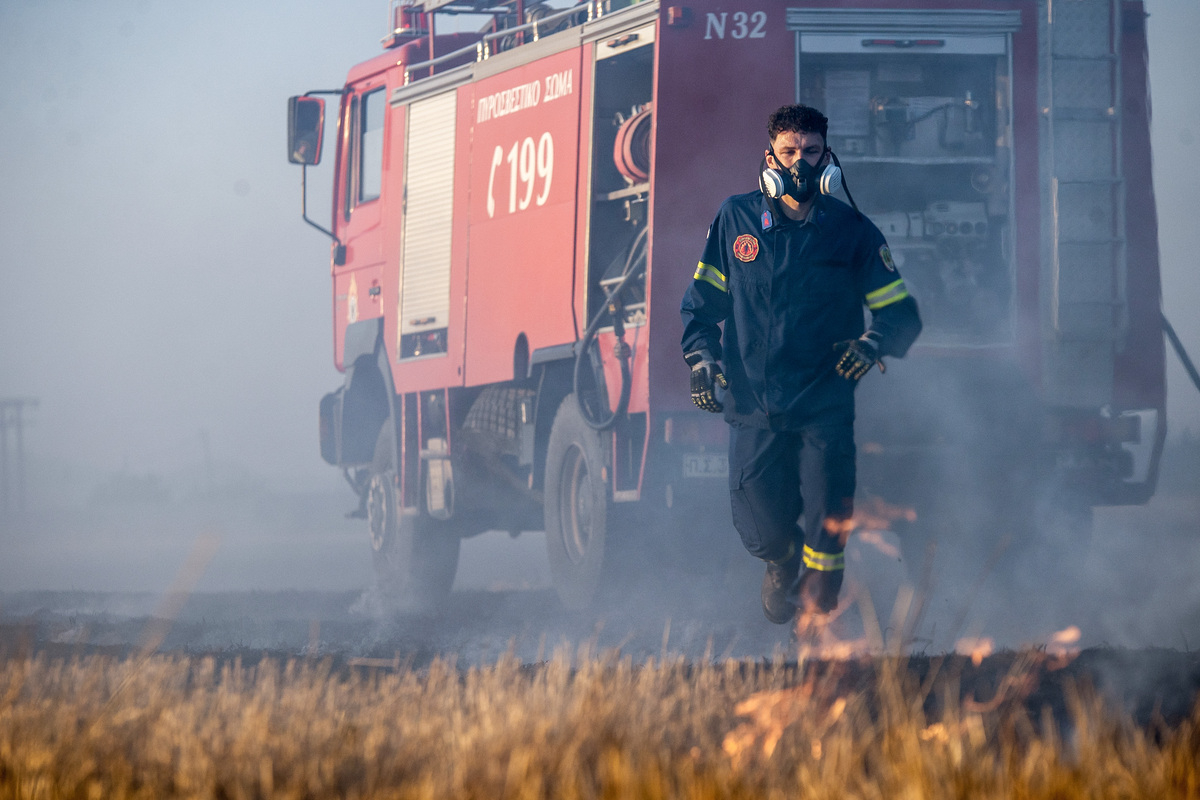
xmin=0 ymin=647 xmax=1197 ymax=799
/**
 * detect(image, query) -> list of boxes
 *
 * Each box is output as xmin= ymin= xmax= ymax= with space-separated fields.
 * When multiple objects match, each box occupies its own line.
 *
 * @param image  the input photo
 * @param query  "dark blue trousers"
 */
xmin=727 ymin=415 xmax=855 ymax=572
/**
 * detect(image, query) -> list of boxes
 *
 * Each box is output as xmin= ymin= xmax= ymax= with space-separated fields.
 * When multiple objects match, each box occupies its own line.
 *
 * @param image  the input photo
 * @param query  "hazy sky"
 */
xmin=1 ymin=0 xmax=1197 ymax=494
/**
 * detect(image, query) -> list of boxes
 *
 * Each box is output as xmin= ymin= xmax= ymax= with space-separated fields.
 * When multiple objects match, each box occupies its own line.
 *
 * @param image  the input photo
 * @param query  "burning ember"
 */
xmin=955 ymin=637 xmax=995 ymax=666
xmin=1046 ymin=624 xmax=1082 ymax=670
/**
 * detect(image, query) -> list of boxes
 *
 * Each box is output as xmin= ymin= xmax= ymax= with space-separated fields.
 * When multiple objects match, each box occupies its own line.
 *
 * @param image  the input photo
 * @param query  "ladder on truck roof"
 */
xmin=1041 ymin=0 xmax=1127 ymax=408
xmin=387 ymin=0 xmax=600 ymax=82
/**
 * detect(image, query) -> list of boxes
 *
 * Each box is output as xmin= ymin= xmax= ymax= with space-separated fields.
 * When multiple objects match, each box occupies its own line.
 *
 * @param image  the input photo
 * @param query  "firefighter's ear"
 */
xmin=764 ymin=150 xmax=778 ymax=170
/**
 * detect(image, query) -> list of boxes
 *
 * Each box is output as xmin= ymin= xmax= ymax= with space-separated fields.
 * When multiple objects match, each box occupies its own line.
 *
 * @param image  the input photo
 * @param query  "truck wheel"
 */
xmin=543 ymin=394 xmax=615 ymax=609
xmin=367 ymin=421 xmax=460 ymax=613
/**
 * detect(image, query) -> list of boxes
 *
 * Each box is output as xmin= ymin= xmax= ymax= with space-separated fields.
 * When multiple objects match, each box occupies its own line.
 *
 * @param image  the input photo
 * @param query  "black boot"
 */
xmin=794 ymin=568 xmax=843 ymax=615
xmin=761 ymin=553 xmax=801 ymax=624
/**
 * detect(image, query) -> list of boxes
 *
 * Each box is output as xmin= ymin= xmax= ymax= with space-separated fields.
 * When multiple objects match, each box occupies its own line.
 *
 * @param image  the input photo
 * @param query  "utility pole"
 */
xmin=0 ymin=398 xmax=38 ymax=515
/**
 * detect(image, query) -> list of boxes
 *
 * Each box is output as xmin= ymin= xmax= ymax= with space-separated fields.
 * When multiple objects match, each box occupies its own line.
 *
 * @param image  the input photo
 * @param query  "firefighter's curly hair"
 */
xmin=767 ymin=104 xmax=829 ymax=143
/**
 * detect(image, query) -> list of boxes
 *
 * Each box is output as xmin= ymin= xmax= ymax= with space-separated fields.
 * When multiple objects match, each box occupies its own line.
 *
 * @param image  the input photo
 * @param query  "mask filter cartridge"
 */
xmin=818 ymin=164 xmax=842 ymax=196
xmin=761 ymin=168 xmax=786 ymax=199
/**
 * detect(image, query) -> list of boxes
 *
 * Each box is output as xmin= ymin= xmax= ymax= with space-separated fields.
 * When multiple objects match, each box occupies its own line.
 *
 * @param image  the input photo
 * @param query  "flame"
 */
xmin=921 ymin=722 xmax=950 ymax=744
xmin=726 ymin=621 xmax=1086 ymax=768
xmin=858 ymin=530 xmax=900 ymax=559
xmin=1051 ymin=625 xmax=1081 ymax=644
xmin=722 ymin=683 xmax=813 ymax=765
xmin=822 ymin=496 xmax=918 ymax=546
xmin=921 ymin=715 xmax=987 ymax=748
xmin=722 ymin=685 xmax=849 ymax=768
xmin=955 ymin=637 xmax=995 ymax=667
xmin=796 ymin=623 xmax=868 ymax=660
xmin=793 ymin=583 xmax=874 ymax=661
xmin=1046 ymin=625 xmax=1082 ymax=670
xmin=963 ymin=626 xmax=1085 ymax=712
xmin=828 ymin=696 xmax=847 ymax=722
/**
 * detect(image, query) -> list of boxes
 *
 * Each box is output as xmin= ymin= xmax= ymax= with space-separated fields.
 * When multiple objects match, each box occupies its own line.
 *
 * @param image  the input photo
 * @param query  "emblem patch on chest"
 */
xmin=880 ymin=244 xmax=896 ymax=272
xmin=733 ymin=234 xmax=759 ymax=262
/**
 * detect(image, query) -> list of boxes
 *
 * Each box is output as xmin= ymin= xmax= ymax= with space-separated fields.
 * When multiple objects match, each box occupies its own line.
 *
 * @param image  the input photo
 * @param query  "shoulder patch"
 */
xmin=879 ymin=244 xmax=896 ymax=272
xmin=733 ymin=234 xmax=759 ymax=263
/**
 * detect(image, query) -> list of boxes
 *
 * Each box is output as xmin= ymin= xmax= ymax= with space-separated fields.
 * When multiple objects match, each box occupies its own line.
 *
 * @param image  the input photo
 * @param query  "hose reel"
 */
xmin=573 ymin=226 xmax=648 ymax=430
xmin=613 ymin=105 xmax=652 ymax=184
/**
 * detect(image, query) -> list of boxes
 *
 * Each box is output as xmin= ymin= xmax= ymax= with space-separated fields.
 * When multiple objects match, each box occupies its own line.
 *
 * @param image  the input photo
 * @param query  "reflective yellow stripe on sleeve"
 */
xmin=803 ymin=545 xmax=846 ymax=572
xmin=865 ymin=278 xmax=908 ymax=310
xmin=694 ymin=262 xmax=728 ymax=293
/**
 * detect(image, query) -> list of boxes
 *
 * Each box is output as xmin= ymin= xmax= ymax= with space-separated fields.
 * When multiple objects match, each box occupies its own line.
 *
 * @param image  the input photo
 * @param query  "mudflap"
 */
xmin=319 ymin=387 xmax=344 ymax=466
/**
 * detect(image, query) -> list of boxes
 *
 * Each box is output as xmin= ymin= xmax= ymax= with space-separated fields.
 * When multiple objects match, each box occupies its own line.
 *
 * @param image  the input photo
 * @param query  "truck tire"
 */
xmin=367 ymin=420 xmax=460 ymax=613
xmin=543 ymin=393 xmax=616 ymax=609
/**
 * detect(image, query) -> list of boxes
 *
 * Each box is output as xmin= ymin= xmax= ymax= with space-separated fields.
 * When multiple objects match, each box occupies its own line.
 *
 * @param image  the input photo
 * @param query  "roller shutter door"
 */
xmin=399 ymin=90 xmax=457 ymax=358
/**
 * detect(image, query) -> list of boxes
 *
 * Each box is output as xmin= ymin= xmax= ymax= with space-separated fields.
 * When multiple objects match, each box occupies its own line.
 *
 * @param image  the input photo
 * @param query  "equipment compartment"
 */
xmin=798 ymin=41 xmax=1015 ymax=346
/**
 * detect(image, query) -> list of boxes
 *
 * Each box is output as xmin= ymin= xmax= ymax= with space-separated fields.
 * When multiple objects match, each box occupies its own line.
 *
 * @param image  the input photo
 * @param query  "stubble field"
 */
xmin=2 ymin=640 xmax=1199 ymax=799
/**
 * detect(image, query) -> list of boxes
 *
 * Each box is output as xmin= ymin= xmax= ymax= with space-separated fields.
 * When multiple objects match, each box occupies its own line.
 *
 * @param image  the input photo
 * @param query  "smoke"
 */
xmin=1 ymin=0 xmax=1198 ymax=666
xmin=1146 ymin=0 xmax=1200 ymax=437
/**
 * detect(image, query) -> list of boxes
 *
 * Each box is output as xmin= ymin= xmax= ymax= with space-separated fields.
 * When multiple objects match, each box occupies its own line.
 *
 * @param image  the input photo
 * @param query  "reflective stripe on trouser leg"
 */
xmin=802 ymin=545 xmax=845 ymax=572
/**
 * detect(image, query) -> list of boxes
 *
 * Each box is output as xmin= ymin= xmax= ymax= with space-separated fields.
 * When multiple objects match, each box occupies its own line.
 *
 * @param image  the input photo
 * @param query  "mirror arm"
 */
xmin=301 ymin=163 xmax=346 ymax=265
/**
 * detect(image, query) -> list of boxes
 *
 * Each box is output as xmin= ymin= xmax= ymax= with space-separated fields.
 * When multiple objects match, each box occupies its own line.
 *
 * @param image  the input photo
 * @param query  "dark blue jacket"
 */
xmin=681 ymin=191 xmax=922 ymax=429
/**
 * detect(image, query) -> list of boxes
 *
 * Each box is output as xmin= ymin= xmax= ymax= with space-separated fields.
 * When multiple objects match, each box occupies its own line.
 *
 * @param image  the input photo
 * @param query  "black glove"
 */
xmin=834 ymin=331 xmax=882 ymax=381
xmin=684 ymin=349 xmax=728 ymax=412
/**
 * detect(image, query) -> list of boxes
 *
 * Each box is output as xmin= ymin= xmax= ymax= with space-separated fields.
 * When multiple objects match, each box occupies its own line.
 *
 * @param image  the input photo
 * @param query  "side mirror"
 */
xmin=287 ymin=96 xmax=325 ymax=165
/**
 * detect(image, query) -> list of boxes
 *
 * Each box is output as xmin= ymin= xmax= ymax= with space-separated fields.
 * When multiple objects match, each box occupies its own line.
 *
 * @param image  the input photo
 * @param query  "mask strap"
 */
xmin=828 ymin=150 xmax=863 ymax=218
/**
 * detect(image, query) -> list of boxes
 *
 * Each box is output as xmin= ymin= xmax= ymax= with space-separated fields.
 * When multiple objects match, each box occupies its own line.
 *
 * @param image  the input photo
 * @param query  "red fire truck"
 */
xmin=288 ymin=0 xmax=1166 ymax=610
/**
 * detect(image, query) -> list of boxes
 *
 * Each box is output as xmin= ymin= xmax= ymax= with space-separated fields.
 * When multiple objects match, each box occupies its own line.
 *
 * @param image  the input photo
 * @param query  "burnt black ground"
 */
xmin=1 ymin=475 xmax=1198 ymax=669
xmin=2 ymin=591 xmax=1197 ymax=732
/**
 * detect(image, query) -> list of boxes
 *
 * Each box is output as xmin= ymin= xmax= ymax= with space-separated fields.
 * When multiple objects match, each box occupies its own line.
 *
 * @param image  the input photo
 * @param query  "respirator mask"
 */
xmin=760 ymin=150 xmax=842 ymax=203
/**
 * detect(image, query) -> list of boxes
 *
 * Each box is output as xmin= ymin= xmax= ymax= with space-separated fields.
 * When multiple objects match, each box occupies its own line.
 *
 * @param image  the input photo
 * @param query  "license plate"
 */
xmin=683 ymin=453 xmax=728 ymax=479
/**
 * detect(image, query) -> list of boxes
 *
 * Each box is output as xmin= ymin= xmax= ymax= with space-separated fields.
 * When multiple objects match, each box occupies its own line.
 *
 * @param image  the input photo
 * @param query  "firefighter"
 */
xmin=680 ymin=104 xmax=922 ymax=624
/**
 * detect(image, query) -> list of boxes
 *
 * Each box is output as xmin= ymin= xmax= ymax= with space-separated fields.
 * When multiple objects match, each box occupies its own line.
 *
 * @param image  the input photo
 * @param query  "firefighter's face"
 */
xmin=765 ymin=130 xmax=827 ymax=172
